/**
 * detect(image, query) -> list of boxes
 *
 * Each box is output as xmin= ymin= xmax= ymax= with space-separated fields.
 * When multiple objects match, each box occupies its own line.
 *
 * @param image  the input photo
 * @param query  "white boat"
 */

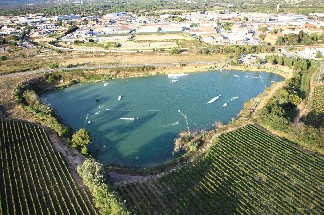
xmin=230 ymin=96 xmax=239 ymax=101
xmin=207 ymin=95 xmax=221 ymax=104
xmin=171 ymin=79 xmax=178 ymax=83
xmin=118 ymin=96 xmax=122 ymax=100
xmin=168 ymin=73 xmax=188 ymax=78
xmin=120 ymin=118 xmax=135 ymax=121
xmin=104 ymin=83 xmax=108 ymax=86
xmin=234 ymin=75 xmax=240 ymax=77
xmin=223 ymin=103 xmax=227 ymax=107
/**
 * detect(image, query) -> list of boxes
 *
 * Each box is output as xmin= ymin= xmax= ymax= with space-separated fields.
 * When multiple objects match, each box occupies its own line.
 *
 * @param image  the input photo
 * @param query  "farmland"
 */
xmin=117 ymin=124 xmax=324 ymax=214
xmin=312 ymin=85 xmax=324 ymax=113
xmin=65 ymin=33 xmax=194 ymax=52
xmin=303 ymin=85 xmax=324 ymax=128
xmin=0 ymin=119 xmax=98 ymax=214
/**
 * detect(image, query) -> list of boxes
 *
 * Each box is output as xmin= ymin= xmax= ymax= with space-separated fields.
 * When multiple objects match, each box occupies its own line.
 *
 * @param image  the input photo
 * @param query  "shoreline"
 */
xmin=1 ymin=61 xmax=292 ymax=182
xmin=105 ymin=63 xmax=292 ymax=79
xmin=42 ymin=65 xmax=288 ymax=170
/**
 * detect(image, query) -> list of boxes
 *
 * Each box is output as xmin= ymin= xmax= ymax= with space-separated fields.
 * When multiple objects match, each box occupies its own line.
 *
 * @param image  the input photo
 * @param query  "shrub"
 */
xmin=81 ymin=146 xmax=89 ymax=155
xmin=77 ymin=159 xmax=130 ymax=215
xmin=71 ymin=128 xmax=92 ymax=148
xmin=0 ymin=56 xmax=7 ymax=61
xmin=170 ymin=47 xmax=181 ymax=55
xmin=49 ymin=61 xmax=59 ymax=69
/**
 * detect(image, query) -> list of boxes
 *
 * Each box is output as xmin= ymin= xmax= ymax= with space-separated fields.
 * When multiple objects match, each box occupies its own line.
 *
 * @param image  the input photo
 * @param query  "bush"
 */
xmin=45 ymin=73 xmax=62 ymax=83
xmin=0 ymin=56 xmax=7 ymax=61
xmin=49 ymin=61 xmax=59 ymax=69
xmin=189 ymin=141 xmax=201 ymax=152
xmin=71 ymin=128 xmax=92 ymax=148
xmin=81 ymin=146 xmax=89 ymax=155
xmin=170 ymin=47 xmax=181 ymax=55
xmin=20 ymin=89 xmax=66 ymax=136
xmin=315 ymin=51 xmax=322 ymax=58
xmin=77 ymin=159 xmax=130 ymax=214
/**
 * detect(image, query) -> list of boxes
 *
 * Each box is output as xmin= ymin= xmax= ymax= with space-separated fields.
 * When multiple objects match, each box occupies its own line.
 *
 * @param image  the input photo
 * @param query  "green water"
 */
xmin=44 ymin=70 xmax=284 ymax=168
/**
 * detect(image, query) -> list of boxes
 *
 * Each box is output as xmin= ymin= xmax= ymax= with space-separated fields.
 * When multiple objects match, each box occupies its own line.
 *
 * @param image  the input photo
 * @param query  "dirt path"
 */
xmin=254 ymin=82 xmax=284 ymax=113
xmin=294 ymin=102 xmax=308 ymax=124
xmin=110 ymin=170 xmax=171 ymax=186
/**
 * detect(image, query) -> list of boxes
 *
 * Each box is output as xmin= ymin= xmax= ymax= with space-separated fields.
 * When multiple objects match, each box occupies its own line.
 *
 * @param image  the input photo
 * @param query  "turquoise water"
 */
xmin=44 ymin=70 xmax=284 ymax=168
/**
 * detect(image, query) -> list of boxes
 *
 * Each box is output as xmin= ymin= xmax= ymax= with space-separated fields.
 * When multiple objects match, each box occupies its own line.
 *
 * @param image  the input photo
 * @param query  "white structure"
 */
xmin=298 ymin=48 xmax=324 ymax=59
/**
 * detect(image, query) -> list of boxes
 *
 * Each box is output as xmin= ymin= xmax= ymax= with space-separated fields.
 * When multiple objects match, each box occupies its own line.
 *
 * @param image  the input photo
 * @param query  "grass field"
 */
xmin=66 ymin=33 xmax=194 ymax=51
xmin=117 ymin=124 xmax=324 ymax=214
xmin=0 ymin=119 xmax=98 ymax=214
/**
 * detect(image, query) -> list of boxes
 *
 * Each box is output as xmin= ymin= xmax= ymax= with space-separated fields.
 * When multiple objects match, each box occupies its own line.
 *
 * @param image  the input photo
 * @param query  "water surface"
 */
xmin=45 ymin=70 xmax=284 ymax=168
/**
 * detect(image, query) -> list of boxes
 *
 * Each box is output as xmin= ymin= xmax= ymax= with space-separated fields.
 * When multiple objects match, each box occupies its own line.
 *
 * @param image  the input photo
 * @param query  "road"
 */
xmin=0 ymin=61 xmax=218 ymax=79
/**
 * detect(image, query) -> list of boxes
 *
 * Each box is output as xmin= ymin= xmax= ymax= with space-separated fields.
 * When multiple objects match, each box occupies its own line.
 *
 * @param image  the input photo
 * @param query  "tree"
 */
xmin=258 ymin=26 xmax=268 ymax=33
xmin=315 ymin=51 xmax=322 ymax=58
xmin=77 ymin=159 xmax=130 ymax=214
xmin=259 ymin=34 xmax=266 ymax=41
xmin=71 ymin=128 xmax=92 ymax=148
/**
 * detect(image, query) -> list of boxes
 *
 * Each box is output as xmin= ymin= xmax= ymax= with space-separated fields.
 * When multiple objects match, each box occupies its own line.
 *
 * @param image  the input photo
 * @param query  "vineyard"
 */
xmin=117 ymin=125 xmax=324 ymax=214
xmin=0 ymin=119 xmax=98 ymax=214
xmin=303 ymin=85 xmax=324 ymax=128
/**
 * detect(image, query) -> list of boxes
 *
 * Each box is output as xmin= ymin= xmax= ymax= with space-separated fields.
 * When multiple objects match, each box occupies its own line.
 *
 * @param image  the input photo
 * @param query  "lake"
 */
xmin=44 ymin=70 xmax=284 ymax=168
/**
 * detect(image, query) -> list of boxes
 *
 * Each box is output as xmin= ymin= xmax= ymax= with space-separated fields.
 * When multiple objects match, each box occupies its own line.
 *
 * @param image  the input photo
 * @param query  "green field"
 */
xmin=0 ymin=119 xmax=98 ymax=214
xmin=117 ymin=124 xmax=324 ymax=214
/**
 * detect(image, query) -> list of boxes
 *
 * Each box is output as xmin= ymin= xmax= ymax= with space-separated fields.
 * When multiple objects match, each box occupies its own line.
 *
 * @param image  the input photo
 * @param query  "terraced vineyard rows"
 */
xmin=304 ymin=85 xmax=324 ymax=128
xmin=118 ymin=124 xmax=324 ymax=214
xmin=306 ymin=85 xmax=324 ymax=127
xmin=0 ymin=119 xmax=98 ymax=215
xmin=312 ymin=85 xmax=324 ymax=113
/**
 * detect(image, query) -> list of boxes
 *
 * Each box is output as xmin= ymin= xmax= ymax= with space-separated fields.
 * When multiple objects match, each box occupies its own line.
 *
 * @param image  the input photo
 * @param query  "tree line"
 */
xmin=257 ymin=55 xmax=323 ymax=153
xmin=276 ymin=31 xmax=324 ymax=46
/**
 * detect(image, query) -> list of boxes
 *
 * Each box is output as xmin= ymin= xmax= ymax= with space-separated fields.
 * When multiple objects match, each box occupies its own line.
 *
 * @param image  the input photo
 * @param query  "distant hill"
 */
xmin=1 ymin=0 xmax=322 ymax=7
xmin=0 ymin=0 xmax=322 ymax=11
